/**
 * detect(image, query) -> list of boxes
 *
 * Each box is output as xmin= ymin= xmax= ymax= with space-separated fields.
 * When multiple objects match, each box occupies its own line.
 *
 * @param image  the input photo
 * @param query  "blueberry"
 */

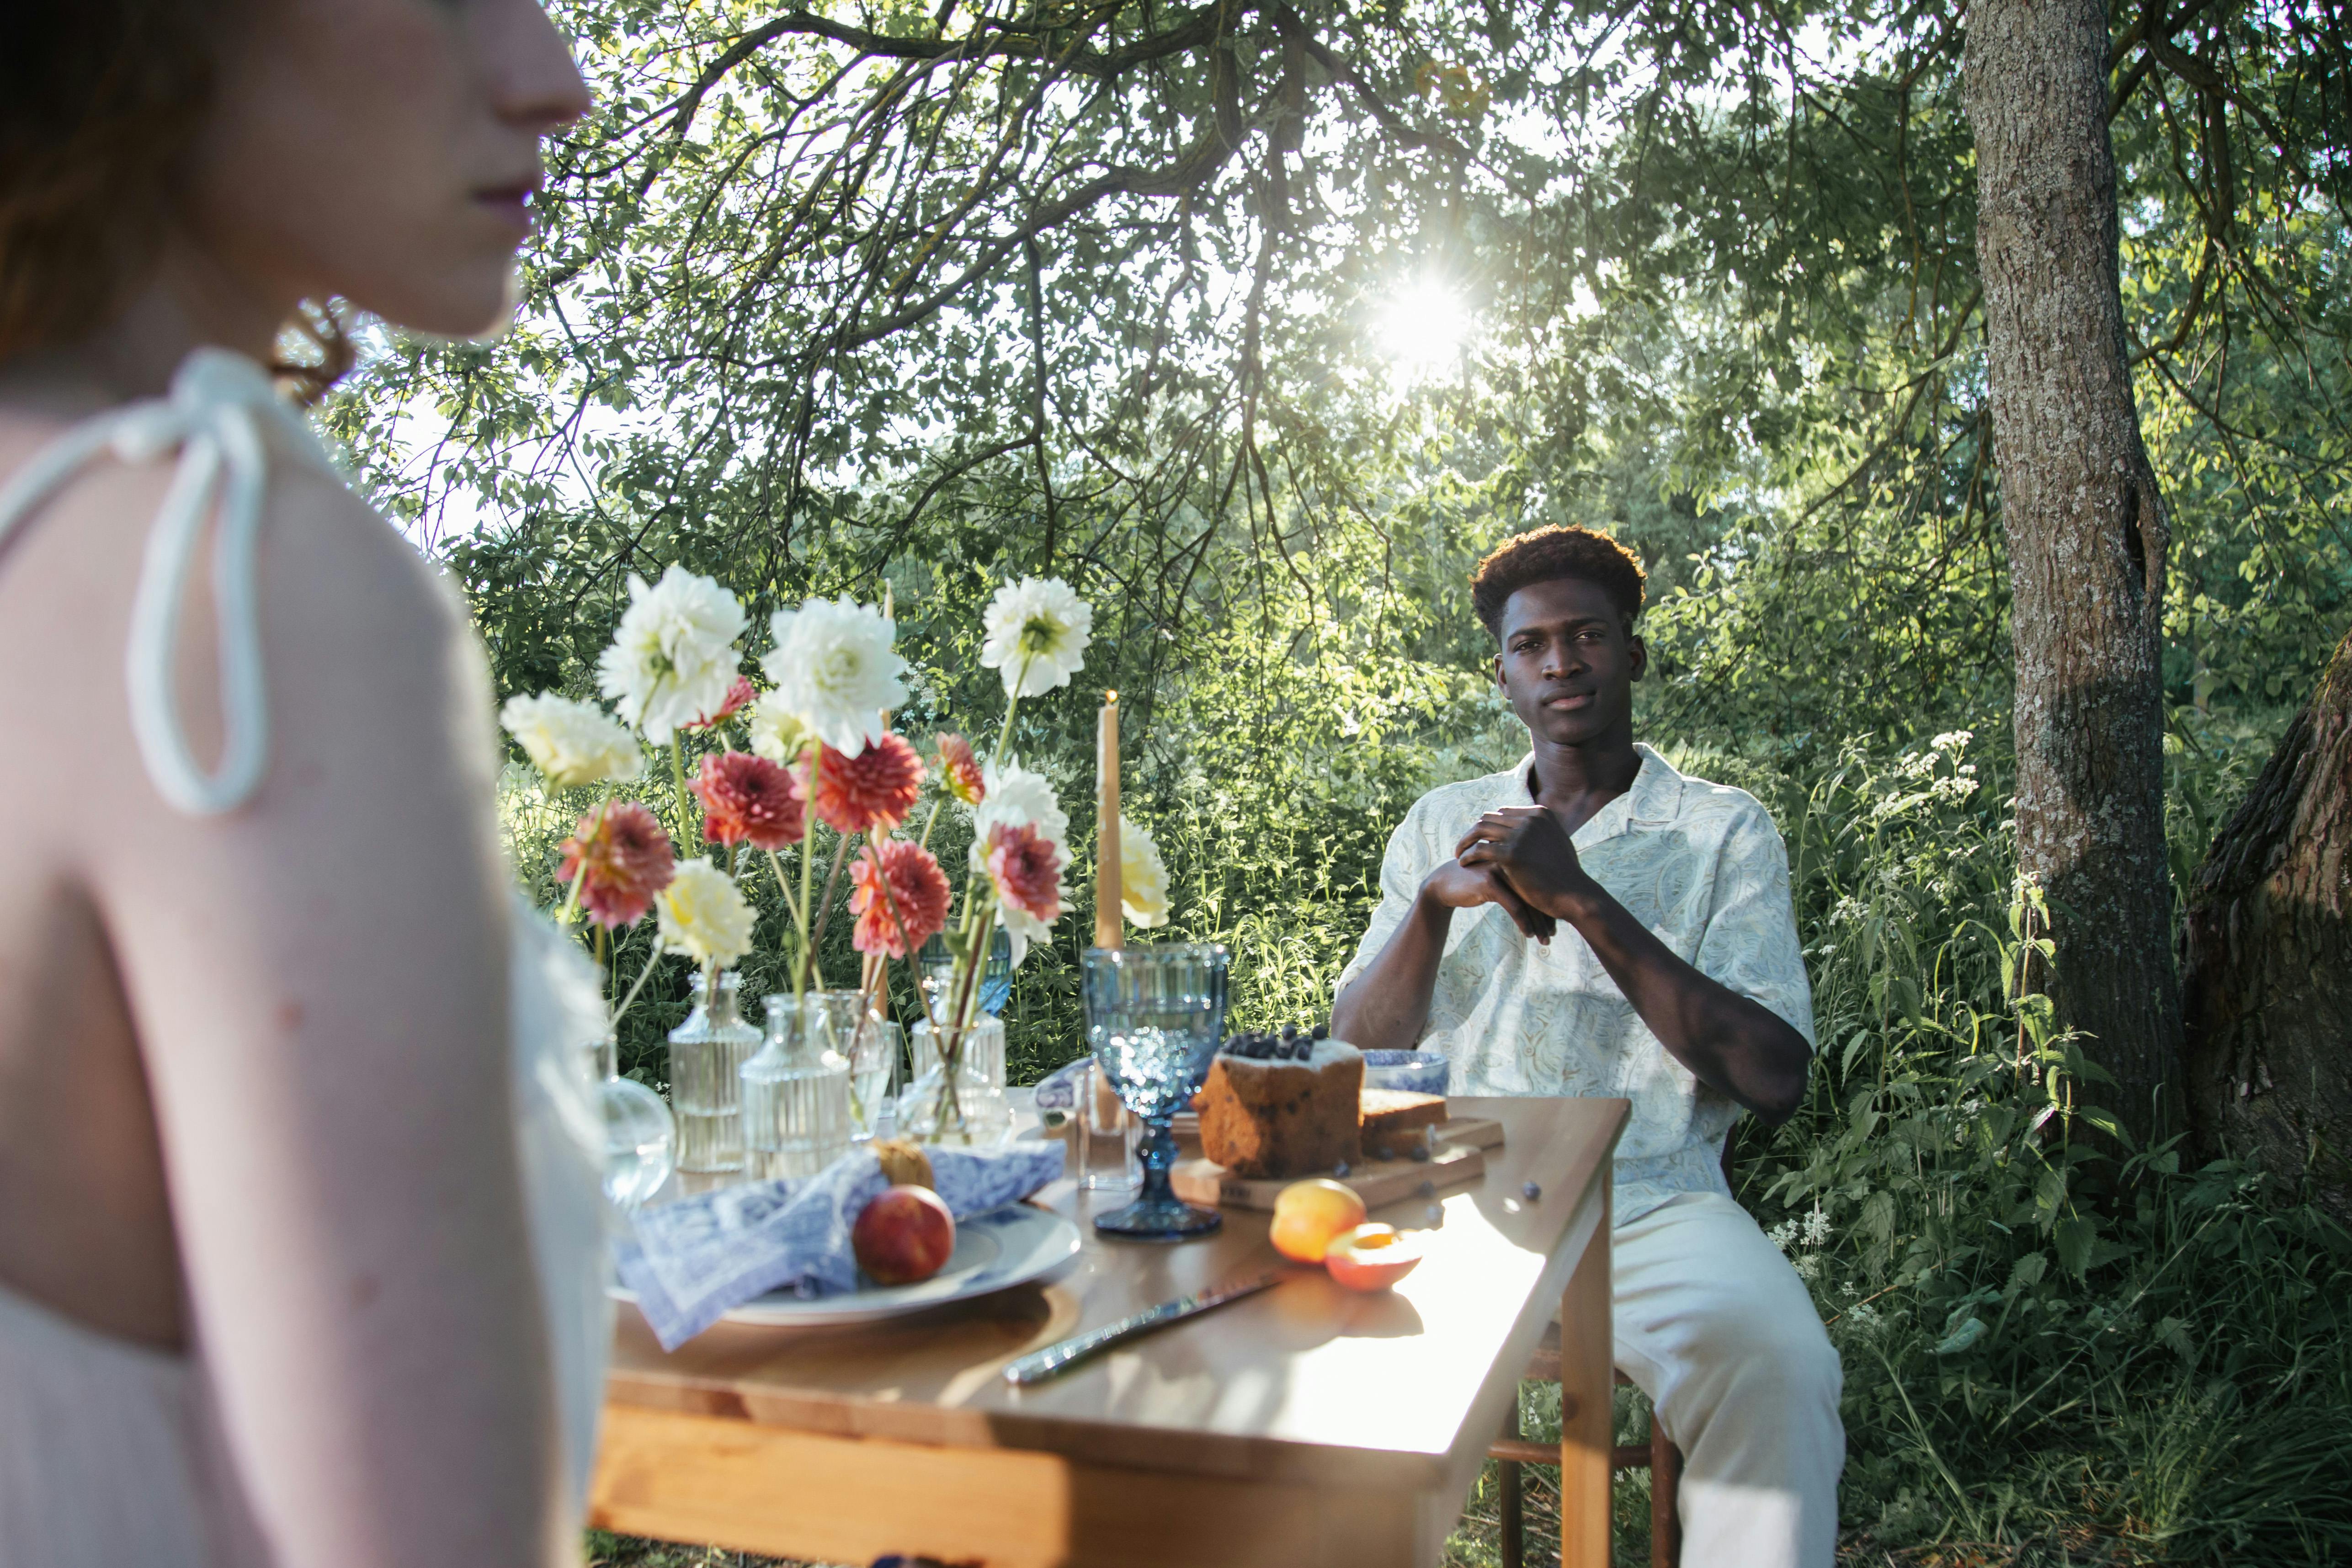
xmin=1311 ymin=1021 xmax=1330 ymax=1040
xmin=1279 ymin=1022 xmax=1298 ymax=1041
xmin=1521 ymin=1181 xmax=1542 ymax=1201
xmin=1410 ymin=1144 xmax=1431 ymax=1162
xmin=1416 ymin=1180 xmax=1437 ymax=1198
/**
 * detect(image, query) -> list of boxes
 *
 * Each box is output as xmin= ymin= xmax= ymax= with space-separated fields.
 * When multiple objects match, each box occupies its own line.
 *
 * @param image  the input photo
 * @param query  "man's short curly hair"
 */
xmin=1471 ymin=525 xmax=1645 ymax=638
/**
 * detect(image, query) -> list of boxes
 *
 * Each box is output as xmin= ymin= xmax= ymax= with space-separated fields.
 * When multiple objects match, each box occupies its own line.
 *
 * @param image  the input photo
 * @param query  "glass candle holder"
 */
xmin=1081 ymin=943 xmax=1231 ymax=1239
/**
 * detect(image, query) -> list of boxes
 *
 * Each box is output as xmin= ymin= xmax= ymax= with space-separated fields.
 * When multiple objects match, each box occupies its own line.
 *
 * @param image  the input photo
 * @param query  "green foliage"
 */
xmin=354 ymin=1 xmax=2352 ymax=1558
xmin=1731 ymin=728 xmax=2352 ymax=1563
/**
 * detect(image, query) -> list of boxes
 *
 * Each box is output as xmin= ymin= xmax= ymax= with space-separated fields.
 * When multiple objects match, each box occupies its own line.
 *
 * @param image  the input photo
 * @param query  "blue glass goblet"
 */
xmin=1082 ymin=943 xmax=1231 ymax=1240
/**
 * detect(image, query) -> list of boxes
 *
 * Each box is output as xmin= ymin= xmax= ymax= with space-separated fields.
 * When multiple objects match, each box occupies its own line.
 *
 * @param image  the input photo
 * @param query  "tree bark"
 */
xmin=2181 ymin=630 xmax=2352 ymax=1223
xmin=1964 ymin=0 xmax=2183 ymax=1148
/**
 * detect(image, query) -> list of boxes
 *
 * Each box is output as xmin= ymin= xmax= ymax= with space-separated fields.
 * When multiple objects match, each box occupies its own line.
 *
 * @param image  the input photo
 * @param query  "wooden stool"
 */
xmin=1488 ymin=1323 xmax=1682 ymax=1568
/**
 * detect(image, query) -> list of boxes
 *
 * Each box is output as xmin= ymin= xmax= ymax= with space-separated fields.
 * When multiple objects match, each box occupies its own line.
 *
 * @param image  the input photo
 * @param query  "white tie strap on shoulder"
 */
xmin=0 ymin=348 xmax=333 ymax=816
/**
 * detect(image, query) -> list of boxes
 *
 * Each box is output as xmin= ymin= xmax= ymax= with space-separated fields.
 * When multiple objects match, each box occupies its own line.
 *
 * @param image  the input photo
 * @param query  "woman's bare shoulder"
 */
xmin=0 ymin=411 xmax=496 ymax=845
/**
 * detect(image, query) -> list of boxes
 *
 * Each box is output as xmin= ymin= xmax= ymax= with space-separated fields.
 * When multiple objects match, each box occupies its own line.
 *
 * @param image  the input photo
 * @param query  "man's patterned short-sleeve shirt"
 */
xmin=1335 ymin=744 xmax=1815 ymax=1223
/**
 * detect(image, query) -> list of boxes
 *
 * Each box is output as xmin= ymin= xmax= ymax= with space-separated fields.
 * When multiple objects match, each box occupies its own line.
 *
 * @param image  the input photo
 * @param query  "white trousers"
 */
xmin=1611 ymin=1192 xmax=1845 ymax=1568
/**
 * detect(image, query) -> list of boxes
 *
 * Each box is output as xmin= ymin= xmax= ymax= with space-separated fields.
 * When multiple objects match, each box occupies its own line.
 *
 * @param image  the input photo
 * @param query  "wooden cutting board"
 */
xmin=1167 ymin=1111 xmax=1504 ymax=1148
xmin=1167 ymin=1116 xmax=1504 ymax=1212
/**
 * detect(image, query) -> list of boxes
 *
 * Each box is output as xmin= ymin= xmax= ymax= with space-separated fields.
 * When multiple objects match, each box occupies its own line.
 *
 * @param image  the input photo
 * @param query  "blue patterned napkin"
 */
xmin=617 ymin=1142 xmax=1066 ymax=1350
xmin=1032 ymin=1055 xmax=1091 ymax=1111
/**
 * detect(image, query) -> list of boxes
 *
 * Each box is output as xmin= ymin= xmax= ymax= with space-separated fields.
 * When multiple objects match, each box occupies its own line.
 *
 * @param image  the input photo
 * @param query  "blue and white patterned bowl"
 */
xmin=1360 ymin=1049 xmax=1450 ymax=1096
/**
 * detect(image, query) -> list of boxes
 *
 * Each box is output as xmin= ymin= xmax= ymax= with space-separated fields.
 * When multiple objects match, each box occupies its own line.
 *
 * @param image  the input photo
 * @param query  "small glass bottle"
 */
xmin=580 ymin=1032 xmax=675 ymax=1210
xmin=741 ymin=993 xmax=854 ymax=1180
xmin=666 ymin=968 xmax=761 ymax=1191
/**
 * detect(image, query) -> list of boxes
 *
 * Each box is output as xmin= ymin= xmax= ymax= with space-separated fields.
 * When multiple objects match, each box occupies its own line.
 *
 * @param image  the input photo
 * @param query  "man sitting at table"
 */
xmin=1330 ymin=524 xmax=1841 ymax=1568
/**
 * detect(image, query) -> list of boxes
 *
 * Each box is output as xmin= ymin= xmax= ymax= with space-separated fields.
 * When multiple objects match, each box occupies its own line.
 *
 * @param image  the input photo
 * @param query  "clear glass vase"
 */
xmin=666 ymin=968 xmax=761 ymax=1191
xmin=740 ymin=992 xmax=854 ymax=1180
xmin=899 ymin=1015 xmax=1009 ymax=1146
xmin=580 ymin=1033 xmax=675 ymax=1210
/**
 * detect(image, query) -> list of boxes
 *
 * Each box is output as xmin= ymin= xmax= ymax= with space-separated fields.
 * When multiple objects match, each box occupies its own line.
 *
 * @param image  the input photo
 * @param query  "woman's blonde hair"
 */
xmin=0 ymin=0 xmax=350 ymax=401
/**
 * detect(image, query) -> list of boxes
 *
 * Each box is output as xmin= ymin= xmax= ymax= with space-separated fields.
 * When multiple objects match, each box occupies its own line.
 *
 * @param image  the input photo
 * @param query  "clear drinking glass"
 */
xmin=666 ymin=968 xmax=761 ymax=1191
xmin=1075 ymin=1059 xmax=1142 ymax=1194
xmin=848 ymin=1021 xmax=902 ymax=1140
xmin=1082 ymin=943 xmax=1231 ymax=1239
xmin=581 ymin=1032 xmax=674 ymax=1210
xmin=900 ymin=1015 xmax=1010 ymax=1145
xmin=740 ymin=992 xmax=854 ymax=1180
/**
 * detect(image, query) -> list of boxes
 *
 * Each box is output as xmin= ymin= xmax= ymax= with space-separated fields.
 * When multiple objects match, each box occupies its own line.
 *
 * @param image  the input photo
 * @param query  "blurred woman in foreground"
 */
xmin=0 ymin=3 xmax=602 ymax=1564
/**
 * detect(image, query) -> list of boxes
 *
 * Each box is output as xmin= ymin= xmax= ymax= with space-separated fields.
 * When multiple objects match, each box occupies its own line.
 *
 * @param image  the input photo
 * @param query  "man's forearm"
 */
xmin=1330 ymin=890 xmax=1453 ymax=1052
xmin=1556 ymin=882 xmax=1812 ymax=1123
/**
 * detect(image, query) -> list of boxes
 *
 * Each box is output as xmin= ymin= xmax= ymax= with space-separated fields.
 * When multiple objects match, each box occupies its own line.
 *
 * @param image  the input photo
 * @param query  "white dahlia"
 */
xmin=498 ymin=692 xmax=644 ymax=789
xmin=1119 ymin=818 xmax=1171 ymax=929
xmin=761 ymin=595 xmax=907 ymax=756
xmin=980 ymin=576 xmax=1092 ymax=698
xmin=747 ymin=690 xmax=813 ymax=765
xmin=655 ymin=858 xmax=756 ymax=968
xmin=596 ymin=566 xmax=747 ymax=744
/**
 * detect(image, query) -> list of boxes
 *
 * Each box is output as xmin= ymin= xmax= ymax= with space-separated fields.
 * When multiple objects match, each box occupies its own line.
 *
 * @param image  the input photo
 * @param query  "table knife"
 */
xmin=1002 ymin=1268 xmax=1287 ymax=1386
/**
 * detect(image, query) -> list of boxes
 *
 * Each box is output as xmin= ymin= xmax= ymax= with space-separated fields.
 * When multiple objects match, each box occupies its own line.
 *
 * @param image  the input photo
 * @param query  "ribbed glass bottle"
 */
xmin=666 ymin=968 xmax=760 ymax=1191
xmin=740 ymin=993 xmax=853 ymax=1181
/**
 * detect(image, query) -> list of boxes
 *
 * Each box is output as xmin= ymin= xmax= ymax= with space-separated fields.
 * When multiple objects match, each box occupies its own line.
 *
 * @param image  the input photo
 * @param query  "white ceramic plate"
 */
xmin=615 ymin=1202 xmax=1081 ymax=1329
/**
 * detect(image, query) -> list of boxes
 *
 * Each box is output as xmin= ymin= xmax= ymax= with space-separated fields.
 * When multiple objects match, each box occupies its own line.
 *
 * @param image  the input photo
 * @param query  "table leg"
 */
xmin=1558 ymin=1169 xmax=1612 ymax=1568
xmin=1498 ymin=1401 xmax=1524 ymax=1568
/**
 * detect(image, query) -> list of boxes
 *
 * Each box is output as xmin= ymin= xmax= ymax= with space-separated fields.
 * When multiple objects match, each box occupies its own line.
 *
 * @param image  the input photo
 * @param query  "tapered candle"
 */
xmin=1096 ymin=691 xmax=1122 ymax=949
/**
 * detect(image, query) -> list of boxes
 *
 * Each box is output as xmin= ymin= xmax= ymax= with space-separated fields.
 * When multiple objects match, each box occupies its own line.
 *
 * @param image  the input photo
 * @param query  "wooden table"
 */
xmin=591 ymin=1095 xmax=1628 ymax=1568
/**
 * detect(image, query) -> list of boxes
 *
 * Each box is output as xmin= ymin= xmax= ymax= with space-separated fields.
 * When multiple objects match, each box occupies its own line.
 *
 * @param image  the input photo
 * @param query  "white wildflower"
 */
xmin=1795 ymin=1254 xmax=1823 ymax=1281
xmin=1766 ymin=1218 xmax=1801 ymax=1254
xmin=747 ymin=690 xmax=813 ymax=765
xmin=1829 ymin=894 xmax=1866 ymax=927
xmin=596 ymin=566 xmax=747 ymax=744
xmin=761 ymin=595 xmax=907 ymax=757
xmin=655 ymin=858 xmax=756 ymax=968
xmin=1929 ymin=729 xmax=1974 ymax=755
xmin=1802 ymin=1207 xmax=1832 ymax=1247
xmin=1119 ymin=818 xmax=1171 ymax=929
xmin=1842 ymin=1302 xmax=1884 ymax=1334
xmin=498 ymin=692 xmax=643 ymax=789
xmin=980 ymin=576 xmax=1092 ymax=697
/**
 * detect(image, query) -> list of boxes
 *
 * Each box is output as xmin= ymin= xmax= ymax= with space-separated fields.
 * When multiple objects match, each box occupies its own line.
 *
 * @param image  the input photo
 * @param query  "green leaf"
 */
xmin=2054 ymin=1215 xmax=2097 ymax=1279
xmin=1933 ymin=1316 xmax=1987 ymax=1356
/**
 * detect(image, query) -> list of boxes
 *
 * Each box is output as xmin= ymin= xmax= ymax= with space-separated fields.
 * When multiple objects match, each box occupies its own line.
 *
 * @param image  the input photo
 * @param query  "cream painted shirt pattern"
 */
xmin=1335 ymin=744 xmax=1815 ymax=1223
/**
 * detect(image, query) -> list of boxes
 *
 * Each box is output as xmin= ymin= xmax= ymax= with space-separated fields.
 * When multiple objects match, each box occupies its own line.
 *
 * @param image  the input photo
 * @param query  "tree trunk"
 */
xmin=2181 ymin=631 xmax=2352 ymax=1223
xmin=1964 ymin=0 xmax=2183 ymax=1149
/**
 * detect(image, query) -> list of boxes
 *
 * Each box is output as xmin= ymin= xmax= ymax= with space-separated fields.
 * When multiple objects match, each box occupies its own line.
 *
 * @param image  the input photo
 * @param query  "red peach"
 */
xmin=852 ymin=1185 xmax=957 ymax=1285
xmin=1323 ymin=1223 xmax=1426 ymax=1292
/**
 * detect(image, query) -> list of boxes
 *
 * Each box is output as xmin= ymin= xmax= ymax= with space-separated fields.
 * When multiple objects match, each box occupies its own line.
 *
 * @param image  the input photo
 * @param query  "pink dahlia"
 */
xmin=983 ymin=821 xmax=1062 ymax=925
xmin=810 ymin=733 xmax=924 ymax=835
xmin=559 ymin=800 xmax=676 ymax=929
xmin=687 ymin=674 xmax=756 ymax=731
xmin=937 ymin=733 xmax=984 ymax=805
xmin=691 ymin=749 xmax=804 ymax=849
xmin=849 ymin=838 xmax=953 ymax=958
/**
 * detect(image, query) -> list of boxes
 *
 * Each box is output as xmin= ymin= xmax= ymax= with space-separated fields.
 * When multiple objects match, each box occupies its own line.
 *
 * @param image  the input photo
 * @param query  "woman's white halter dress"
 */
xmin=0 ymin=348 xmax=612 ymax=1565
